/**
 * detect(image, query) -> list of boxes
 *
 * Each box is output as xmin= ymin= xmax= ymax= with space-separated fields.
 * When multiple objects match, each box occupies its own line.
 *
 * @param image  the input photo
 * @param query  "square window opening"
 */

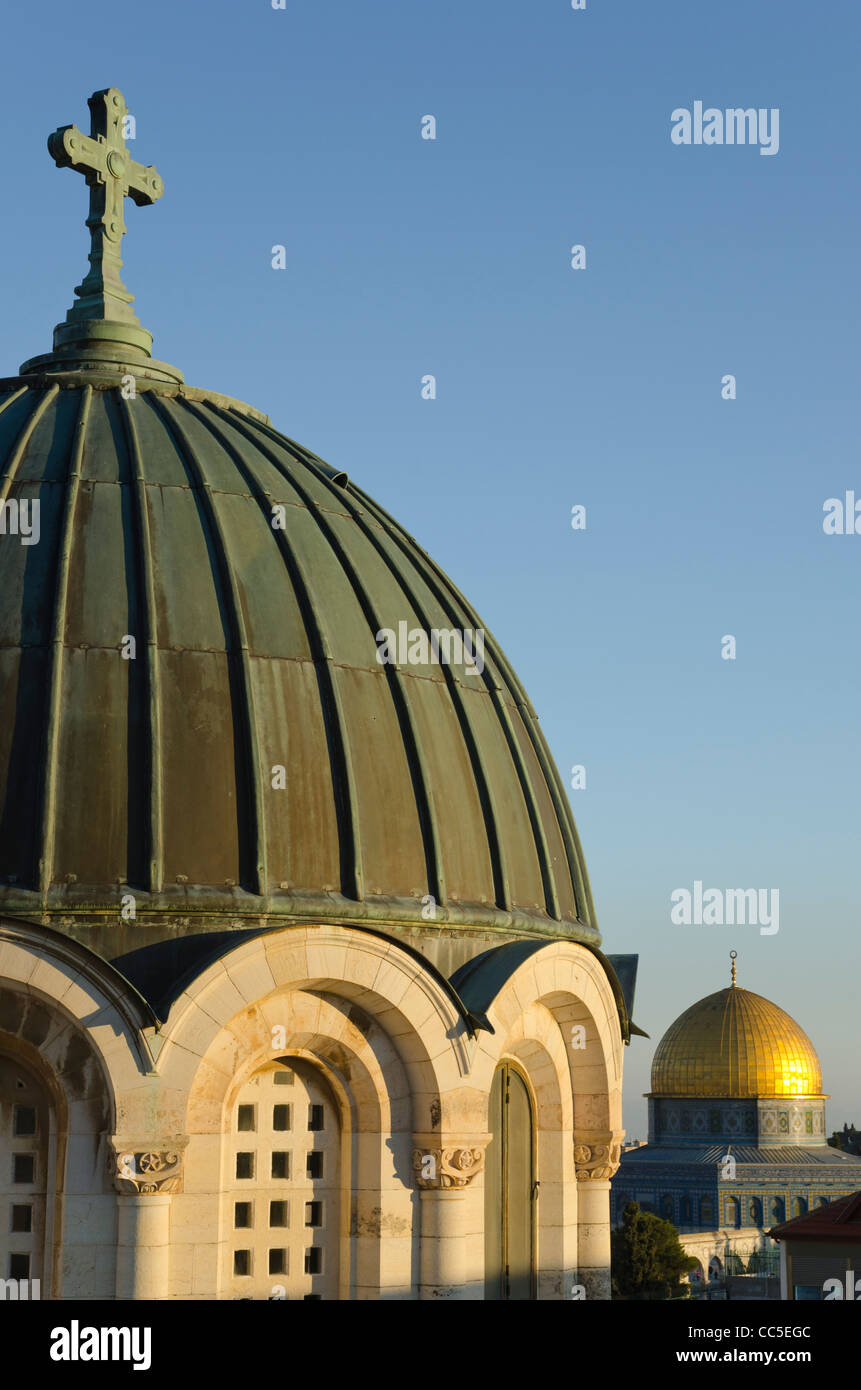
xmin=271 ymin=1152 xmax=290 ymax=1180
xmin=234 ymin=1201 xmax=252 ymax=1229
xmin=13 ymin=1107 xmax=36 ymax=1137
xmin=11 ymin=1206 xmax=32 ymax=1234
xmin=269 ymin=1201 xmax=289 ymax=1227
xmin=12 ymin=1155 xmax=35 ymax=1185
xmin=235 ymin=1152 xmax=255 ymax=1180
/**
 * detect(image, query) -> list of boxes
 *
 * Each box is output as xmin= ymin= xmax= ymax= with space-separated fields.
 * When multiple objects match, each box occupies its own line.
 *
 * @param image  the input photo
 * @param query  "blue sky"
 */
xmin=2 ymin=0 xmax=858 ymax=1136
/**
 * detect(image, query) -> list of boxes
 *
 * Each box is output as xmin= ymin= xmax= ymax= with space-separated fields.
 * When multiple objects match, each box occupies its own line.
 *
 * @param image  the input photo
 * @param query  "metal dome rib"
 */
xmin=177 ymin=399 xmax=365 ymax=904
xmin=230 ymin=406 xmax=584 ymax=922
xmin=0 ymin=378 xmax=599 ymax=955
xmin=344 ymin=468 xmax=595 ymax=925
xmin=210 ymin=402 xmax=512 ymax=915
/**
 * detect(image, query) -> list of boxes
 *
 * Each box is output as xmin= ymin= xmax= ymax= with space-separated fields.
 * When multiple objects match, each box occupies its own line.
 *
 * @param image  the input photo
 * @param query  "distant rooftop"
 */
xmin=770 ymin=1189 xmax=861 ymax=1241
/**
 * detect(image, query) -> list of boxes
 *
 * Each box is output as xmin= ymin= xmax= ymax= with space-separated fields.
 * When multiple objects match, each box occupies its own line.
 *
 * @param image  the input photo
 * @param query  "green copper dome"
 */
xmin=0 ymin=88 xmax=599 ymax=962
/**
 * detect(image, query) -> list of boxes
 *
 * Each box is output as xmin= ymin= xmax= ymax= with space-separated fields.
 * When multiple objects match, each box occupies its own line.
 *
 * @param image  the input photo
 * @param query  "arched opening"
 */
xmin=0 ymin=1052 xmax=54 ymax=1292
xmin=226 ymin=1057 xmax=341 ymax=1300
xmin=484 ymin=1061 xmax=535 ymax=1300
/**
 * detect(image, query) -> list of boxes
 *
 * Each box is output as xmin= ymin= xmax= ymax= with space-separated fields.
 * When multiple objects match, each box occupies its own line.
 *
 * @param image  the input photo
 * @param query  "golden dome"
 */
xmin=651 ymin=973 xmax=823 ymax=1099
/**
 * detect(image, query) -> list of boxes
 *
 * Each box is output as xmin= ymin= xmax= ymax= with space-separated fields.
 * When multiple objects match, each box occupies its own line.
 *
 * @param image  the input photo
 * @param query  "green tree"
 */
xmin=611 ymin=1201 xmax=698 ymax=1300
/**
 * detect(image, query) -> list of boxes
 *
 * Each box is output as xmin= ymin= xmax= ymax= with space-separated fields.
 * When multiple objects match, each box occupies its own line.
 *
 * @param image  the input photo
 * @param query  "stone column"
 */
xmin=413 ymin=1137 xmax=489 ymax=1301
xmin=109 ymin=1139 xmax=187 ymax=1301
xmin=573 ymin=1131 xmax=623 ymax=1301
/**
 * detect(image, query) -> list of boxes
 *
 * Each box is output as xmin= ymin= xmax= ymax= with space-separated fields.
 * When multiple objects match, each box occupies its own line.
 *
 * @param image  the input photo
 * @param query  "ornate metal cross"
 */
xmin=48 ymin=87 xmax=163 ymax=325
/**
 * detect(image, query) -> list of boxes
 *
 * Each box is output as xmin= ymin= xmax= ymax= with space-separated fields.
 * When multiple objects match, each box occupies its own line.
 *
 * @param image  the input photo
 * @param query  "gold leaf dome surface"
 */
xmin=651 ymin=984 xmax=823 ymax=1098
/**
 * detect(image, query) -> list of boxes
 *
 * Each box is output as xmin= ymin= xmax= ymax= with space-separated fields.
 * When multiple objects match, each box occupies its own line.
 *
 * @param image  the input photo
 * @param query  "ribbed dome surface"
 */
xmin=651 ymin=986 xmax=822 ymax=1098
xmin=0 ymin=376 xmax=596 ymax=942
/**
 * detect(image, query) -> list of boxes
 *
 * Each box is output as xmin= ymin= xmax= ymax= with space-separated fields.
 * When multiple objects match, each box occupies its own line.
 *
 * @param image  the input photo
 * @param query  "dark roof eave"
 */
xmin=113 ymin=919 xmax=498 ymax=1037
xmin=452 ymin=940 xmax=641 ymax=1044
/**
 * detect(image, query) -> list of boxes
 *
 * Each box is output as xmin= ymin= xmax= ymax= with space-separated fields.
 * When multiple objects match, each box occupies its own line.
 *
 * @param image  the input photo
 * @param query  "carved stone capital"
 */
xmin=573 ymin=1131 xmax=623 ymax=1181
xmin=412 ymin=1137 xmax=489 ymax=1190
xmin=108 ymin=1137 xmax=188 ymax=1195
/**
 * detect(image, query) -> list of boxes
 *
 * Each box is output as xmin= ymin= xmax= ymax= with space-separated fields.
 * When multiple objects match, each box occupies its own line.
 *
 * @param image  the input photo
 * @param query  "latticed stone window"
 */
xmin=0 ymin=1057 xmax=49 ymax=1289
xmin=227 ymin=1059 xmax=340 ymax=1299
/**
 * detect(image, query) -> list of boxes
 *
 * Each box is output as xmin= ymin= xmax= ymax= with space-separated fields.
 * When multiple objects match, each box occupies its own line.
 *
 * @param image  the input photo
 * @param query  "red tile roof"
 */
xmin=770 ymin=1190 xmax=861 ymax=1241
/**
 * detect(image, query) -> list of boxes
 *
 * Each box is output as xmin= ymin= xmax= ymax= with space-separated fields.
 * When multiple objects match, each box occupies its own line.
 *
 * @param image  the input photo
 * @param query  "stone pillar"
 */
xmin=573 ymin=1131 xmax=623 ymax=1301
xmin=115 ymin=1195 xmax=172 ymax=1299
xmin=109 ymin=1139 xmax=187 ymax=1301
xmin=413 ymin=1138 xmax=489 ymax=1301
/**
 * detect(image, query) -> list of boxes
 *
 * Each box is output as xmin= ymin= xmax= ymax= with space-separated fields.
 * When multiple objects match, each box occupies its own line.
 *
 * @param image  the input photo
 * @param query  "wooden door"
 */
xmin=484 ymin=1062 xmax=535 ymax=1300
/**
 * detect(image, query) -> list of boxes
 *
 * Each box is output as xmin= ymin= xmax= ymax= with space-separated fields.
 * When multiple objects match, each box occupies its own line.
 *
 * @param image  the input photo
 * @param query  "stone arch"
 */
xmin=0 ymin=1032 xmax=67 ymax=1296
xmin=158 ymin=925 xmax=474 ymax=1299
xmin=0 ymin=918 xmax=155 ymax=1298
xmin=158 ymin=925 xmax=470 ymax=1109
xmin=209 ymin=992 xmax=411 ymax=1299
xmin=463 ymin=941 xmax=623 ymax=1136
xmin=455 ymin=939 xmax=624 ymax=1299
xmin=0 ymin=1006 xmax=115 ymax=1299
xmin=0 ymin=918 xmax=155 ymax=1104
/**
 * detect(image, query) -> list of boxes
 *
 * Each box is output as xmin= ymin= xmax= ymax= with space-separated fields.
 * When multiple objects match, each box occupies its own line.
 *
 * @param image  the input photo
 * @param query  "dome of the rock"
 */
xmin=650 ymin=982 xmax=823 ymax=1099
xmin=612 ymin=959 xmax=860 ymax=1280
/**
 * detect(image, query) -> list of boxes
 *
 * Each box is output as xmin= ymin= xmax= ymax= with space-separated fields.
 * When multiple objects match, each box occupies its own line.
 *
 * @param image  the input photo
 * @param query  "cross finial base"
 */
xmin=20 ymin=314 xmax=183 ymax=384
xmin=19 ymin=333 xmax=184 ymax=385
